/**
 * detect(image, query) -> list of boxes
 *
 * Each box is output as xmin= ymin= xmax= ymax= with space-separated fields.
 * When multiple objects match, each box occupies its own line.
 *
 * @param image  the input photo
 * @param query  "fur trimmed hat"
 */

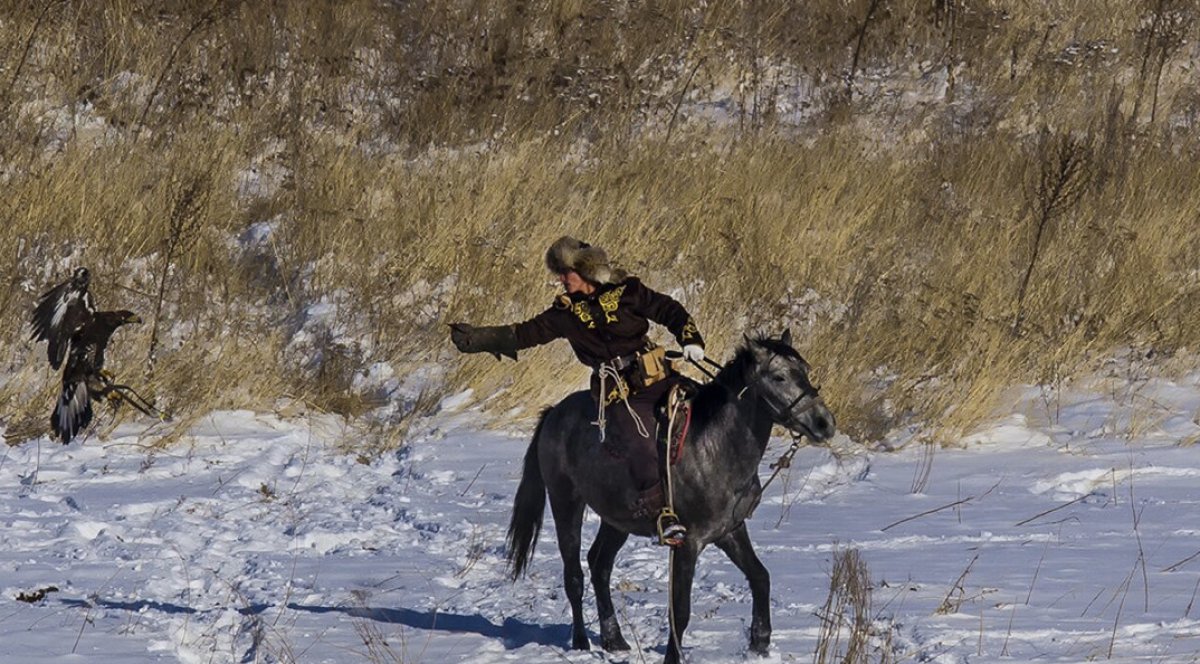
xmin=544 ymin=236 xmax=625 ymax=285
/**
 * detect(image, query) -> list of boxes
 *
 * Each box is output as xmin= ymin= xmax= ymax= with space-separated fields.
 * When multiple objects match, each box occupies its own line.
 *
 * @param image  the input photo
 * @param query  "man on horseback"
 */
xmin=449 ymin=236 xmax=704 ymax=546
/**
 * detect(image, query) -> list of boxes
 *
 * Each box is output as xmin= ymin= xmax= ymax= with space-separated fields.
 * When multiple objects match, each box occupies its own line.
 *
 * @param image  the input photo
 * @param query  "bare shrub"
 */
xmin=815 ymin=547 xmax=893 ymax=664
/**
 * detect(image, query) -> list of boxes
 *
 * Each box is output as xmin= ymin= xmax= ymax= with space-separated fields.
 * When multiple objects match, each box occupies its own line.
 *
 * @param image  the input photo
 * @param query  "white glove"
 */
xmin=682 ymin=344 xmax=705 ymax=362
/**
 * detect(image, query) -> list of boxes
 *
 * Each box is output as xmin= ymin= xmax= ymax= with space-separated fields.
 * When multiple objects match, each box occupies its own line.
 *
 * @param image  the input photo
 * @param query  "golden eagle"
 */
xmin=30 ymin=268 xmax=144 ymax=444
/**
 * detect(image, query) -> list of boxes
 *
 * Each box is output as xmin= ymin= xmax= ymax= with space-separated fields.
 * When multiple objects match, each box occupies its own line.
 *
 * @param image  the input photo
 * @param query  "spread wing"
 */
xmin=30 ymin=270 xmax=95 ymax=370
xmin=51 ymin=376 xmax=93 ymax=445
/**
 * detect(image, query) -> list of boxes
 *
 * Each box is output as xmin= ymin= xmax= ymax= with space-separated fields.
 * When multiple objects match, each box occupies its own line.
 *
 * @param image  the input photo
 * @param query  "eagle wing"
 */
xmin=30 ymin=269 xmax=96 ymax=370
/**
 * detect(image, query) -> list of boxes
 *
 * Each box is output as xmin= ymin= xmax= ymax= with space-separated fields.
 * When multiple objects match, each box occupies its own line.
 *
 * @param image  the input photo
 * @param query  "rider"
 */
xmin=449 ymin=236 xmax=705 ymax=545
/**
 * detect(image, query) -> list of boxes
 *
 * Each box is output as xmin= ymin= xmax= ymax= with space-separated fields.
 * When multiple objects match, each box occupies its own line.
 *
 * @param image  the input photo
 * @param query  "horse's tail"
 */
xmin=506 ymin=408 xmax=550 ymax=580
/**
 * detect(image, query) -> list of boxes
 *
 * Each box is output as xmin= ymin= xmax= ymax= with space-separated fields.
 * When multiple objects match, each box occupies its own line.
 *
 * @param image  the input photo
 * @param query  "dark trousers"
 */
xmin=592 ymin=374 xmax=681 ymax=491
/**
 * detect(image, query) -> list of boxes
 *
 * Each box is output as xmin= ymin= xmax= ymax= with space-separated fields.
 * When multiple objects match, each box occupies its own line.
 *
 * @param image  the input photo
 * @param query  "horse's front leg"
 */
xmin=664 ymin=543 xmax=699 ymax=664
xmin=549 ymin=496 xmax=589 ymax=649
xmin=587 ymin=521 xmax=631 ymax=651
xmin=714 ymin=522 xmax=771 ymax=655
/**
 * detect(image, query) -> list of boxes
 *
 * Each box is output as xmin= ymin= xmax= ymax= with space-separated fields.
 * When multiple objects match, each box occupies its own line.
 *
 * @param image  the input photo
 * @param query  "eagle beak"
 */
xmin=128 ymin=314 xmax=144 ymax=324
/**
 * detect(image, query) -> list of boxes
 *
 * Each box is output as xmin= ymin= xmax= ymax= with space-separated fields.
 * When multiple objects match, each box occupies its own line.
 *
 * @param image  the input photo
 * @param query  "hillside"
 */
xmin=2 ymin=2 xmax=1199 ymax=445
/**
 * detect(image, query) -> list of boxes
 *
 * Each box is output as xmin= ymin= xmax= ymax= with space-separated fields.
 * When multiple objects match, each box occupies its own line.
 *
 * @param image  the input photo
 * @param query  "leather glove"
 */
xmin=682 ymin=344 xmax=705 ymax=363
xmin=449 ymin=323 xmax=519 ymax=361
xmin=449 ymin=323 xmax=475 ymax=353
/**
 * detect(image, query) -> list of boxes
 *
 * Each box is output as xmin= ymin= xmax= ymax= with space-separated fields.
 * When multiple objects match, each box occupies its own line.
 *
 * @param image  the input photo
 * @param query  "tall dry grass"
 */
xmin=816 ymin=546 xmax=892 ymax=663
xmin=1 ymin=2 xmax=1198 ymax=447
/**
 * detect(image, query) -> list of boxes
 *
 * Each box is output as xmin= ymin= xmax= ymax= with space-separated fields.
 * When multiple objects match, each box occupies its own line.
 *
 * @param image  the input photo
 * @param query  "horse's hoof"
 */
xmin=749 ymin=631 xmax=771 ymax=656
xmin=599 ymin=616 xmax=629 ymax=651
xmin=602 ymin=635 xmax=631 ymax=652
xmin=571 ymin=635 xmax=591 ymax=650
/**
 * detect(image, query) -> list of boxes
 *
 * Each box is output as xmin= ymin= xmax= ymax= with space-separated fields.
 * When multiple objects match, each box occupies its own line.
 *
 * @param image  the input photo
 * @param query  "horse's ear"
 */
xmin=781 ymin=328 xmax=792 ymax=346
xmin=745 ymin=332 xmax=766 ymax=359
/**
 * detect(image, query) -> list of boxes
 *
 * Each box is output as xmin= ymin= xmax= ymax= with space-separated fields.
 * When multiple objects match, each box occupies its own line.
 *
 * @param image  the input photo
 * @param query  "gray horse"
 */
xmin=506 ymin=330 xmax=837 ymax=663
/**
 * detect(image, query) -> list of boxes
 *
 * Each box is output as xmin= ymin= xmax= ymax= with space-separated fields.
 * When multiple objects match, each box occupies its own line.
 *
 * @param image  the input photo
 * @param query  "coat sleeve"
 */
xmin=512 ymin=306 xmax=571 ymax=349
xmin=631 ymin=279 xmax=704 ymax=348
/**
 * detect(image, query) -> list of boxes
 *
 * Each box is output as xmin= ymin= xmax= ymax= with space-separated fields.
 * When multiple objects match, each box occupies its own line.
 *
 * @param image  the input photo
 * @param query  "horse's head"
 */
xmin=741 ymin=329 xmax=836 ymax=443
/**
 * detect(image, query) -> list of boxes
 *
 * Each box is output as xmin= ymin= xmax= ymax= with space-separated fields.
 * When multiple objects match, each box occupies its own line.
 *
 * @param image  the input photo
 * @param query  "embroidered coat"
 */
xmin=512 ymin=277 xmax=703 ymax=369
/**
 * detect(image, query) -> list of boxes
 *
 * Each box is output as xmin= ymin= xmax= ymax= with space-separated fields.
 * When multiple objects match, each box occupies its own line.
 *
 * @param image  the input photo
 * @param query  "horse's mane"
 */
xmin=687 ymin=334 xmax=803 ymax=437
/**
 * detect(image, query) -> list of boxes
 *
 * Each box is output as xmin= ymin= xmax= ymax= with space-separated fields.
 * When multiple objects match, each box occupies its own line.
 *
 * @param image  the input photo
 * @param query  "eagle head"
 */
xmin=95 ymin=310 xmax=141 ymax=329
xmin=71 ymin=267 xmax=90 ymax=288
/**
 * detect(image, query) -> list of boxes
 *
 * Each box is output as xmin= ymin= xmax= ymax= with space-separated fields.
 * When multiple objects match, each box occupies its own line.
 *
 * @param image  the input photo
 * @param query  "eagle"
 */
xmin=30 ymin=268 xmax=143 ymax=444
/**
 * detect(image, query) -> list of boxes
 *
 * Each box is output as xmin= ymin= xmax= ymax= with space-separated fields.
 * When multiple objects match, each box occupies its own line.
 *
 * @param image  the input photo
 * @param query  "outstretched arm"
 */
xmin=449 ymin=305 xmax=572 ymax=361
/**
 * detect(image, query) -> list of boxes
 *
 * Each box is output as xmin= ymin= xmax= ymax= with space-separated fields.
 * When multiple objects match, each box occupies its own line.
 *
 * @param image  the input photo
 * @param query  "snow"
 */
xmin=3 ymin=373 xmax=1200 ymax=663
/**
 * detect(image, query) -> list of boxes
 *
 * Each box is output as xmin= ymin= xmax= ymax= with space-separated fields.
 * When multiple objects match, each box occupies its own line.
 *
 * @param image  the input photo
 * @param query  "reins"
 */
xmin=682 ymin=353 xmax=823 ymax=424
xmin=687 ymin=354 xmax=723 ymax=380
xmin=761 ymin=433 xmax=805 ymax=493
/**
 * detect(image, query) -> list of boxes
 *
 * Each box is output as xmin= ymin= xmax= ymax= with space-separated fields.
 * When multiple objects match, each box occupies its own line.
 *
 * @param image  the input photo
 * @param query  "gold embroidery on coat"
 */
xmin=681 ymin=318 xmax=699 ymax=341
xmin=598 ymin=285 xmax=625 ymax=323
xmin=571 ymin=302 xmax=596 ymax=329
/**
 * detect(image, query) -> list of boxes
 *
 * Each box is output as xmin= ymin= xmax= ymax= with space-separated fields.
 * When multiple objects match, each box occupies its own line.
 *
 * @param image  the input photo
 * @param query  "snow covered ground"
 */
xmin=3 ymin=371 xmax=1200 ymax=663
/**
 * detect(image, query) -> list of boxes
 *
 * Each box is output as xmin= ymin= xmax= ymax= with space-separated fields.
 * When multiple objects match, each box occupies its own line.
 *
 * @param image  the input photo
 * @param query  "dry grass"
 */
xmin=815 ymin=546 xmax=892 ymax=664
xmin=1 ymin=2 xmax=1199 ymax=447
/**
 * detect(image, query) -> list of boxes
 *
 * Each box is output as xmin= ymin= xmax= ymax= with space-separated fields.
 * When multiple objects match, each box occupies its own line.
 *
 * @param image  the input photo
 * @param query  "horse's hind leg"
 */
xmin=549 ymin=494 xmax=590 ymax=649
xmin=587 ymin=521 xmax=630 ymax=651
xmin=714 ymin=522 xmax=771 ymax=655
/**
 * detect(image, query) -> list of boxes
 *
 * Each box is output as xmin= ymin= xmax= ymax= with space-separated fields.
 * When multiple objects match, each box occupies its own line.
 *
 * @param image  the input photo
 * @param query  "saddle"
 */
xmin=599 ymin=378 xmax=696 ymax=461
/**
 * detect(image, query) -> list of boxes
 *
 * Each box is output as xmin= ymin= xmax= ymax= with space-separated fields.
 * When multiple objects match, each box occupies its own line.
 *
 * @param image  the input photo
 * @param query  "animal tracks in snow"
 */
xmin=3 ymin=375 xmax=1200 ymax=661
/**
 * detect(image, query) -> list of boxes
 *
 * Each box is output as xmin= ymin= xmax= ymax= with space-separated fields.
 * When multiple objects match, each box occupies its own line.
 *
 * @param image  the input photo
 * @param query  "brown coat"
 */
xmin=512 ymin=277 xmax=703 ymax=369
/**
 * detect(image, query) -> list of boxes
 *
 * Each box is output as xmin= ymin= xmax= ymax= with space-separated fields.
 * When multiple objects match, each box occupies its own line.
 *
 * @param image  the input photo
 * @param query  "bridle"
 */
xmin=682 ymin=348 xmax=826 ymax=493
xmin=683 ymin=348 xmax=824 ymax=433
xmin=754 ymin=351 xmax=825 ymax=433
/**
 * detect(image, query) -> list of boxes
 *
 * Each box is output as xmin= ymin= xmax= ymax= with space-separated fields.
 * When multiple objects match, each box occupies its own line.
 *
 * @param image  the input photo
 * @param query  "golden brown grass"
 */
xmin=1 ymin=2 xmax=1199 ymax=448
xmin=816 ymin=546 xmax=890 ymax=663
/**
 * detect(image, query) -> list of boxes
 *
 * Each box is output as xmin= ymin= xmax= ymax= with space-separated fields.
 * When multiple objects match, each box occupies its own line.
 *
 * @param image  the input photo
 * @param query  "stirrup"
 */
xmin=656 ymin=507 xmax=686 ymax=547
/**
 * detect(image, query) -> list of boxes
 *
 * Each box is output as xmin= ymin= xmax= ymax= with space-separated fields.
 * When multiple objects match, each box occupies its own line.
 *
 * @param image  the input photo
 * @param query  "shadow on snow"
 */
xmin=60 ymin=597 xmax=270 ymax=616
xmin=56 ymin=595 xmax=567 ymax=650
xmin=288 ymin=603 xmax=571 ymax=650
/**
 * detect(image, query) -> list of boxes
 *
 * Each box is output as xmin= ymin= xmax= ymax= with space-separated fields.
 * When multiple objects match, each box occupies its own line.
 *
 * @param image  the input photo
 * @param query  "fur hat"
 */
xmin=544 ymin=236 xmax=625 ymax=285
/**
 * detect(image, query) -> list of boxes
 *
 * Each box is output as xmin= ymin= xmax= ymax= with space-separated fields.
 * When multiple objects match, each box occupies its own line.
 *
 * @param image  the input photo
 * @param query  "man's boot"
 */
xmin=630 ymin=485 xmax=687 ymax=547
xmin=657 ymin=507 xmax=686 ymax=547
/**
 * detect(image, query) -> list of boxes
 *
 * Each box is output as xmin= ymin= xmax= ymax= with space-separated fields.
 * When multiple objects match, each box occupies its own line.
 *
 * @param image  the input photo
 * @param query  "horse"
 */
xmin=505 ymin=330 xmax=837 ymax=663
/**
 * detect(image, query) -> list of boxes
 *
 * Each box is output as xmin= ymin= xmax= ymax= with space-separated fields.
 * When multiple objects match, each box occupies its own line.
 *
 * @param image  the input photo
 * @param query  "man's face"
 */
xmin=557 ymin=270 xmax=594 ymax=295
